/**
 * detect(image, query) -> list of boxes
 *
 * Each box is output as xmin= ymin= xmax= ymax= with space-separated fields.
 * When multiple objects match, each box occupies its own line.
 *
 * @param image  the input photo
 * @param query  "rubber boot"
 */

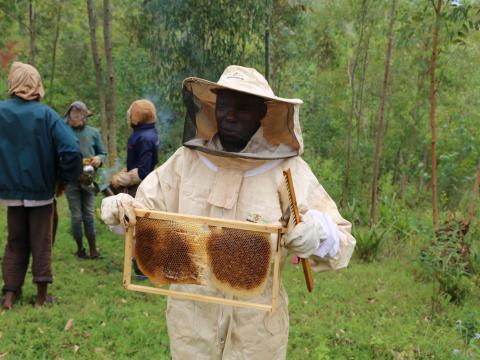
xmin=86 ymin=234 xmax=101 ymax=259
xmin=133 ymin=259 xmax=147 ymax=280
xmin=75 ymin=238 xmax=87 ymax=259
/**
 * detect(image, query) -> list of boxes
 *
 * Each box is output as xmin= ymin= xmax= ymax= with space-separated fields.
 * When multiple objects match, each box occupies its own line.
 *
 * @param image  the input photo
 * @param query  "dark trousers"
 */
xmin=65 ymin=183 xmax=95 ymax=249
xmin=2 ymin=204 xmax=54 ymax=294
xmin=52 ymin=199 xmax=58 ymax=246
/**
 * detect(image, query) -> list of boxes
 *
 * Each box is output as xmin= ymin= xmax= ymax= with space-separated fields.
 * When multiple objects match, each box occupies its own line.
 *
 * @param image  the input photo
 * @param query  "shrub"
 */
xmin=455 ymin=312 xmax=480 ymax=356
xmin=419 ymin=218 xmax=475 ymax=304
xmin=341 ymin=198 xmax=369 ymax=227
xmin=352 ymin=222 xmax=389 ymax=263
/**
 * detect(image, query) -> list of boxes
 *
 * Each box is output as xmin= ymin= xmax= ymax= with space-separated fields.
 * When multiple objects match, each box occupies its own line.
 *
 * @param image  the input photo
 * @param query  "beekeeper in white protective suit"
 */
xmin=101 ymin=65 xmax=355 ymax=359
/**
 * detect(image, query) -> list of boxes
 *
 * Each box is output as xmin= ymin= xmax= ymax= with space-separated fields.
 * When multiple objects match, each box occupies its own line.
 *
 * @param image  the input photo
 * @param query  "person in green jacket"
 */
xmin=64 ymin=101 xmax=107 ymax=259
xmin=0 ymin=62 xmax=83 ymax=310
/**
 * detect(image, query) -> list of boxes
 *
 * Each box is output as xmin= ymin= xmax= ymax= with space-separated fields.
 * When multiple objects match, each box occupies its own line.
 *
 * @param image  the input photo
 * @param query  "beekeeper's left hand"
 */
xmin=284 ymin=210 xmax=340 ymax=259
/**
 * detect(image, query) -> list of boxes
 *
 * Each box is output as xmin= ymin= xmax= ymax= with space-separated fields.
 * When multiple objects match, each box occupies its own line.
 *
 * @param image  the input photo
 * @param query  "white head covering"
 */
xmin=7 ymin=61 xmax=45 ymax=101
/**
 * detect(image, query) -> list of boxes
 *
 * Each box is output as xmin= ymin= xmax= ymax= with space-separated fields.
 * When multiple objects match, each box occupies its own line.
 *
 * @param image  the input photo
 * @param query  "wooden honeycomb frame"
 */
xmin=123 ymin=209 xmax=284 ymax=312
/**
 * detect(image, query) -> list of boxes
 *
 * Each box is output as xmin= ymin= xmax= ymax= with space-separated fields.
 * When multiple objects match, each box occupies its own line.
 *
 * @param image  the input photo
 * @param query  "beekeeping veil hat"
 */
xmin=7 ymin=61 xmax=45 ymax=101
xmin=182 ymin=65 xmax=304 ymax=160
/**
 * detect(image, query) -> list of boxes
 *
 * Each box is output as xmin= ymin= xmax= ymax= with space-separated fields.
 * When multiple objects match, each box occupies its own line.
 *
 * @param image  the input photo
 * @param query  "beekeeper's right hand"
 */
xmin=101 ymin=193 xmax=142 ymax=227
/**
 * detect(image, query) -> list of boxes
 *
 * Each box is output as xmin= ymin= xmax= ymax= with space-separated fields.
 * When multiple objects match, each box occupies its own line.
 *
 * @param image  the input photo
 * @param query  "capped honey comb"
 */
xmin=133 ymin=216 xmax=273 ymax=297
xmin=205 ymin=228 xmax=272 ymax=297
xmin=134 ymin=217 xmax=207 ymax=285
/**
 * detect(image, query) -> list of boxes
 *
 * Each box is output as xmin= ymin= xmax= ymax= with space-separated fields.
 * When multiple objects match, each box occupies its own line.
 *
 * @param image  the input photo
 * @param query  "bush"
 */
xmin=377 ymin=173 xmax=422 ymax=243
xmin=419 ymin=219 xmax=475 ymax=304
xmin=455 ymin=312 xmax=480 ymax=357
xmin=352 ymin=222 xmax=389 ymax=263
xmin=341 ymin=198 xmax=369 ymax=227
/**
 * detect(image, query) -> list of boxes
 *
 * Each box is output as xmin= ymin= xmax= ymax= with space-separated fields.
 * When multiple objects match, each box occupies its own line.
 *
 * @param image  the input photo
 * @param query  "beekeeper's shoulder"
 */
xmin=146 ymin=146 xmax=190 ymax=185
xmin=283 ymin=155 xmax=318 ymax=181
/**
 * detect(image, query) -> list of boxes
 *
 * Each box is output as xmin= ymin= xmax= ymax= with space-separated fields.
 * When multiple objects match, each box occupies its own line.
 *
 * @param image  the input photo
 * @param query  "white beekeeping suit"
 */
xmin=102 ymin=65 xmax=356 ymax=360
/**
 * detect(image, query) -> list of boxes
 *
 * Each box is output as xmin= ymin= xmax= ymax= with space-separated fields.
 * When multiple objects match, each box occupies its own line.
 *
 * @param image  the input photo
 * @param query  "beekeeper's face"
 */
xmin=215 ymin=90 xmax=266 ymax=152
xmin=69 ymin=108 xmax=87 ymax=128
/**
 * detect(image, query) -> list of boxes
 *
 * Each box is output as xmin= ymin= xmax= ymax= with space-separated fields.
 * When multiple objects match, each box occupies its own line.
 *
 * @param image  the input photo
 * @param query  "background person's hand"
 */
xmin=90 ymin=155 xmax=102 ymax=168
xmin=111 ymin=168 xmax=141 ymax=188
xmin=110 ymin=168 xmax=127 ymax=189
xmin=55 ymin=182 xmax=68 ymax=197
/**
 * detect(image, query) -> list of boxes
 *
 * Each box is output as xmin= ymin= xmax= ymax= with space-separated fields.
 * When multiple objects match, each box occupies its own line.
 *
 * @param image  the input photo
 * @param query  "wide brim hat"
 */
xmin=182 ymin=65 xmax=304 ymax=159
xmin=183 ymin=65 xmax=303 ymax=105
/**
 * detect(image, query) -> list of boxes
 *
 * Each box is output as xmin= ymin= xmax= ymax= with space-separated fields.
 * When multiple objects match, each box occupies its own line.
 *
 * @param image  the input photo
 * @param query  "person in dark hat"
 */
xmin=64 ymin=101 xmax=107 ymax=259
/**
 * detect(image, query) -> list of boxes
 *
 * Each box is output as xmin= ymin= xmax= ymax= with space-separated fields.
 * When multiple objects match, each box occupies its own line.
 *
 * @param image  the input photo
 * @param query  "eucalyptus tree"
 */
xmin=370 ymin=0 xmax=397 ymax=226
xmin=132 ymin=0 xmax=267 ymax=110
xmin=87 ymin=0 xmax=108 ymax=149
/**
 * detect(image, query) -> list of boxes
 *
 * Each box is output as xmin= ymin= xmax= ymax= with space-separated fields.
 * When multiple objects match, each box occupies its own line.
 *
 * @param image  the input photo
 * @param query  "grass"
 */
xmin=0 ymin=198 xmax=479 ymax=359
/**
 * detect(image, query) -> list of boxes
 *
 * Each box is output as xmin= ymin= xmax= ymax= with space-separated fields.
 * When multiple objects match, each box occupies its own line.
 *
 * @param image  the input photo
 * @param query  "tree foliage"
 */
xmin=0 ymin=0 xmax=478 ymax=220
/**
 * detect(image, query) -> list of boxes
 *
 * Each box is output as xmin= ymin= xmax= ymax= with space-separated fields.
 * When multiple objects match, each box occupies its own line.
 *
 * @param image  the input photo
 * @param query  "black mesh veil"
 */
xmin=182 ymin=88 xmax=201 ymax=145
xmin=181 ymin=84 xmax=301 ymax=160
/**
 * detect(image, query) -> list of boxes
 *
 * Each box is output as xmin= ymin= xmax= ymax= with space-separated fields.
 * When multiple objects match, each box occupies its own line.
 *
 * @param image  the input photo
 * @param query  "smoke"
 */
xmin=142 ymin=92 xmax=179 ymax=152
xmin=97 ymin=158 xmax=123 ymax=192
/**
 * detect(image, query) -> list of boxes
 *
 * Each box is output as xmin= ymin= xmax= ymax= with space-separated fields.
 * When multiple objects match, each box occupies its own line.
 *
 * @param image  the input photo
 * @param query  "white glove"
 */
xmin=101 ymin=193 xmax=142 ymax=227
xmin=284 ymin=210 xmax=340 ymax=259
xmin=284 ymin=212 xmax=323 ymax=258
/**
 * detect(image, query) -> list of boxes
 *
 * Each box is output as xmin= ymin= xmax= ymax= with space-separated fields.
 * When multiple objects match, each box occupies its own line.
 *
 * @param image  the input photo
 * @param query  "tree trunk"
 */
xmin=48 ymin=5 xmax=61 ymax=104
xmin=29 ymin=0 xmax=35 ymax=65
xmin=270 ymin=0 xmax=282 ymax=93
xmin=103 ymin=0 xmax=117 ymax=163
xmin=369 ymin=0 xmax=397 ymax=227
xmin=264 ymin=1 xmax=271 ymax=82
xmin=429 ymin=0 xmax=441 ymax=231
xmin=87 ymin=0 xmax=108 ymax=155
xmin=341 ymin=0 xmax=368 ymax=207
xmin=355 ymin=32 xmax=371 ymax=157
xmin=400 ymin=64 xmax=427 ymax=199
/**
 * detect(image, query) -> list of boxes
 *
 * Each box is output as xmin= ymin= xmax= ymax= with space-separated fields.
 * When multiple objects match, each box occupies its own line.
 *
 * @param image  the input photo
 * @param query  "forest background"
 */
xmin=0 ymin=0 xmax=479 ymax=359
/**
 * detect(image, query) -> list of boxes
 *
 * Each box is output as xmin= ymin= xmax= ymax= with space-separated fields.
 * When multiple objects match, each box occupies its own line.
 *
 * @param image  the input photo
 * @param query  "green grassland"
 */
xmin=0 ymin=199 xmax=478 ymax=359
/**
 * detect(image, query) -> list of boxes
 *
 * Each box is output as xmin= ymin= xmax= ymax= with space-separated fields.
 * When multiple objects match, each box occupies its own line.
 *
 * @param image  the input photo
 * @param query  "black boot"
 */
xmin=75 ymin=238 xmax=88 ymax=259
xmin=133 ymin=259 xmax=147 ymax=280
xmin=86 ymin=234 xmax=101 ymax=259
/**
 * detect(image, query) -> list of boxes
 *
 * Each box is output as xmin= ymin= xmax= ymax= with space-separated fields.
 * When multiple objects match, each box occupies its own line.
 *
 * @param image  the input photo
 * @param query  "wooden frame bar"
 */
xmin=123 ymin=209 xmax=284 ymax=312
xmin=134 ymin=209 xmax=285 ymax=234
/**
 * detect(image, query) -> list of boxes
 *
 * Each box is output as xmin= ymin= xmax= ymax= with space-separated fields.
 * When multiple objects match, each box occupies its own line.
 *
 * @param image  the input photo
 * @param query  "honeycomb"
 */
xmin=133 ymin=216 xmax=273 ymax=296
xmin=205 ymin=228 xmax=272 ymax=297
xmin=135 ymin=217 xmax=207 ymax=285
